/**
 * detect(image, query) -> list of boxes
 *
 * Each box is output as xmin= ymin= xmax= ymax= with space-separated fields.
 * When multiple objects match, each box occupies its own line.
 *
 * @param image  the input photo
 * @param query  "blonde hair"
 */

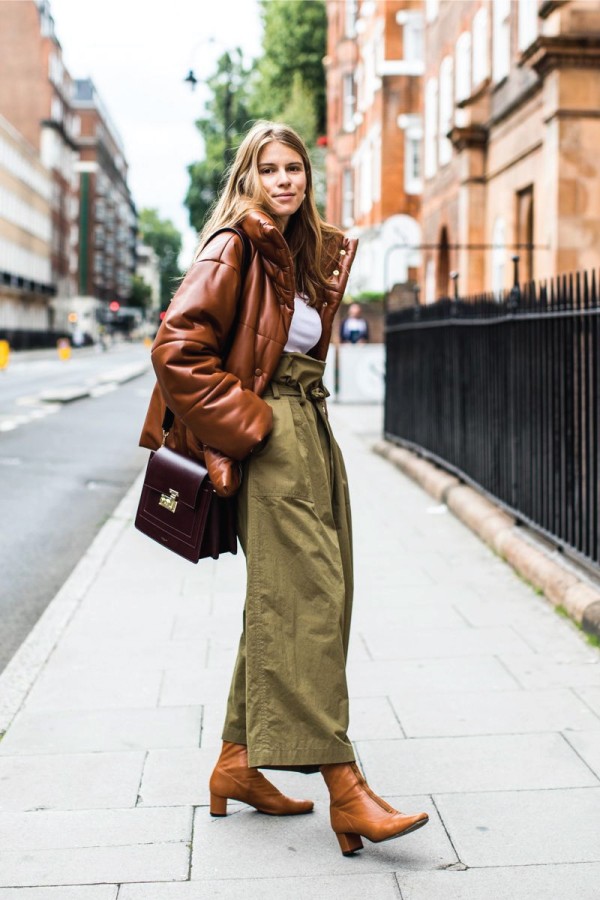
xmin=196 ymin=120 xmax=339 ymax=307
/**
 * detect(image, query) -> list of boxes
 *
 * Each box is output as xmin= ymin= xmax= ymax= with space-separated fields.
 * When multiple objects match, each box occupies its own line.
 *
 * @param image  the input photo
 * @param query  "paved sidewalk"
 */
xmin=1 ymin=404 xmax=600 ymax=898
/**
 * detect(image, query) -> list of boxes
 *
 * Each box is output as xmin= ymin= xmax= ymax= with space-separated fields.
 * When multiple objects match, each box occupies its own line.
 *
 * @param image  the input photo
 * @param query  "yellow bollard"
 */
xmin=57 ymin=337 xmax=71 ymax=361
xmin=0 ymin=339 xmax=9 ymax=371
xmin=143 ymin=336 xmax=152 ymax=348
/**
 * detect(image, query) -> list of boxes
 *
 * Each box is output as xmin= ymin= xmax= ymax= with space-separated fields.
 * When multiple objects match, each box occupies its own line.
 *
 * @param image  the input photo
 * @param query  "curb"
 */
xmin=0 ymin=471 xmax=144 ymax=736
xmin=40 ymin=361 xmax=150 ymax=403
xmin=373 ymin=439 xmax=600 ymax=641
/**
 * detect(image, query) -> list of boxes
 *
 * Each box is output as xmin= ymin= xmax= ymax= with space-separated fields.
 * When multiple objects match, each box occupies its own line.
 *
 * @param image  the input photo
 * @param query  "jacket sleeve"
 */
xmin=150 ymin=234 xmax=273 ymax=461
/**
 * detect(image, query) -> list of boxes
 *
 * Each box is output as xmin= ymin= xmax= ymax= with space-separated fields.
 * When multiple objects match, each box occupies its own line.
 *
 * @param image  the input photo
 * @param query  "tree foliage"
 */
xmin=251 ymin=0 xmax=327 ymax=137
xmin=129 ymin=274 xmax=153 ymax=310
xmin=185 ymin=50 xmax=253 ymax=233
xmin=138 ymin=208 xmax=182 ymax=307
xmin=185 ymin=1 xmax=327 ymax=232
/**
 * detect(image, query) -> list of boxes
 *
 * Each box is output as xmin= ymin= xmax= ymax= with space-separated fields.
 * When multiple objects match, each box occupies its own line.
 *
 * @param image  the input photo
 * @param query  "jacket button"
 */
xmin=255 ymin=368 xmax=262 ymax=376
xmin=333 ymin=269 xmax=340 ymax=276
xmin=340 ymin=249 xmax=346 ymax=256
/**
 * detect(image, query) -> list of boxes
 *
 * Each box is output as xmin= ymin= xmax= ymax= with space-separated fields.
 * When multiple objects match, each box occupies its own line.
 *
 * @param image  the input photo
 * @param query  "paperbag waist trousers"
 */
xmin=221 ymin=352 xmax=356 ymax=770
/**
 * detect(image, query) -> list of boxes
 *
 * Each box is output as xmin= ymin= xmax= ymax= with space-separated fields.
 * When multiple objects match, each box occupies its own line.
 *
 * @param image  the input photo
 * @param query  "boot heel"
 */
xmin=210 ymin=793 xmax=228 ymax=817
xmin=337 ymin=832 xmax=363 ymax=856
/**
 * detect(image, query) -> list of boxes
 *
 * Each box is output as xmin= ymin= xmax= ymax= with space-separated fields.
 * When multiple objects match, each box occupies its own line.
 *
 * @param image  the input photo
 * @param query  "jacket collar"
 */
xmin=240 ymin=210 xmax=295 ymax=309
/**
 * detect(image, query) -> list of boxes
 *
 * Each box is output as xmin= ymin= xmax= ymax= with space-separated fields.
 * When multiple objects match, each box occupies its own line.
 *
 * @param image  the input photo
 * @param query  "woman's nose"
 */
xmin=277 ymin=168 xmax=291 ymax=185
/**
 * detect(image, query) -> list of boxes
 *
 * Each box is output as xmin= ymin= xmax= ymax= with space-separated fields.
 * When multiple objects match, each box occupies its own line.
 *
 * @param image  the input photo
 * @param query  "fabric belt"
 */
xmin=264 ymin=381 xmax=330 ymax=405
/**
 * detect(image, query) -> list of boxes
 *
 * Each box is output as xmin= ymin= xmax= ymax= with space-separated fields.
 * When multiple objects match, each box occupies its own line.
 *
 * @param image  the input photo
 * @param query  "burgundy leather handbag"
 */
xmin=135 ymin=441 xmax=237 ymax=563
xmin=135 ymin=226 xmax=251 ymax=563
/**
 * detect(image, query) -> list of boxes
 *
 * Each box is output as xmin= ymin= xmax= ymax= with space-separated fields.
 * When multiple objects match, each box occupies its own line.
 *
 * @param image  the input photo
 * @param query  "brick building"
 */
xmin=0 ymin=0 xmax=79 ymax=308
xmin=422 ymin=0 xmax=600 ymax=302
xmin=72 ymin=79 xmax=136 ymax=307
xmin=325 ymin=0 xmax=423 ymax=299
xmin=0 ymin=114 xmax=54 ymax=343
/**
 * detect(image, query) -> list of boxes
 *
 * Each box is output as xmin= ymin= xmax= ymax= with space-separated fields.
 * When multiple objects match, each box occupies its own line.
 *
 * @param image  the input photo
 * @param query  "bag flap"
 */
xmin=144 ymin=446 xmax=209 ymax=507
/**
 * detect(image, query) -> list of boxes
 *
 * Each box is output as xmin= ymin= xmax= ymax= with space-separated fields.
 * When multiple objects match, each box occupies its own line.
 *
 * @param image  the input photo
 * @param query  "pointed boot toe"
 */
xmin=322 ymin=762 xmax=429 ymax=855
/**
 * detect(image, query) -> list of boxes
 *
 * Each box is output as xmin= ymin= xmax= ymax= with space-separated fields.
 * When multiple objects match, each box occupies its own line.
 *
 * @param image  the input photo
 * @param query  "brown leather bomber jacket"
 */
xmin=139 ymin=209 xmax=358 ymax=496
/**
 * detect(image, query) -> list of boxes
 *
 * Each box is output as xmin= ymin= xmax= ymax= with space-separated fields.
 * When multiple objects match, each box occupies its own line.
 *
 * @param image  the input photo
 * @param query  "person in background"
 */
xmin=340 ymin=302 xmax=369 ymax=344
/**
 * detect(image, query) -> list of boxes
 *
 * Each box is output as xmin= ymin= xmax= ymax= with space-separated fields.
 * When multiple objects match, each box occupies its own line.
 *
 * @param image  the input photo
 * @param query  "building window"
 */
xmin=438 ymin=56 xmax=453 ymax=167
xmin=424 ymin=77 xmax=438 ymax=179
xmin=343 ymin=74 xmax=355 ymax=132
xmin=342 ymin=169 xmax=354 ymax=227
xmin=518 ymin=0 xmax=538 ymax=51
xmin=399 ymin=115 xmax=423 ymax=195
xmin=425 ymin=259 xmax=436 ymax=304
xmin=516 ymin=185 xmax=534 ymax=282
xmin=345 ymin=0 xmax=358 ymax=37
xmin=455 ymin=32 xmax=472 ymax=104
xmin=492 ymin=217 xmax=506 ymax=298
xmin=472 ymin=6 xmax=490 ymax=87
xmin=425 ymin=0 xmax=439 ymax=23
xmin=493 ymin=0 xmax=511 ymax=84
xmin=398 ymin=11 xmax=424 ymax=64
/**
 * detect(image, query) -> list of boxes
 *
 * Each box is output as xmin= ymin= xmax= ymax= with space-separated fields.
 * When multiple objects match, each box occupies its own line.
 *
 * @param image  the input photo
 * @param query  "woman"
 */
xmin=140 ymin=121 xmax=429 ymax=856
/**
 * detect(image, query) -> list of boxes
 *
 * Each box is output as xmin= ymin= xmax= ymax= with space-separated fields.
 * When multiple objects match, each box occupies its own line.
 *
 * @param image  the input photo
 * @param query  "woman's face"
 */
xmin=257 ymin=140 xmax=307 ymax=228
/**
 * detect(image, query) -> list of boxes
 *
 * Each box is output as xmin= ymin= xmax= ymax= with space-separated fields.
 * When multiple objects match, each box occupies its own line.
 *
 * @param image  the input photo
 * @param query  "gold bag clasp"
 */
xmin=159 ymin=488 xmax=179 ymax=513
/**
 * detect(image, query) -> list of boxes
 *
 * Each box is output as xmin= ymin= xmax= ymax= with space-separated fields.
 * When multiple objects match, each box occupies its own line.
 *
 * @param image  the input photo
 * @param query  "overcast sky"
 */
xmin=49 ymin=0 xmax=262 ymax=264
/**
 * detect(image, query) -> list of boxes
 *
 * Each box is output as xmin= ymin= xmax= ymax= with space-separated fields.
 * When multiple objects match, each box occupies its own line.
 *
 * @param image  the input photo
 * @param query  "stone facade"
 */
xmin=422 ymin=0 xmax=600 ymax=302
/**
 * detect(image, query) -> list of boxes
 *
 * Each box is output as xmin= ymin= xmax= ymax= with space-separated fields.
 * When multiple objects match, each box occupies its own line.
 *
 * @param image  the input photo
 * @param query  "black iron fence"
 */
xmin=384 ymin=272 xmax=600 ymax=570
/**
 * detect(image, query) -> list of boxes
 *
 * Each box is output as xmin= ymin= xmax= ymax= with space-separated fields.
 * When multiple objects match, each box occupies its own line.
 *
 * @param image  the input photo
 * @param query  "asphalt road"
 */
xmin=0 ymin=343 xmax=156 ymax=673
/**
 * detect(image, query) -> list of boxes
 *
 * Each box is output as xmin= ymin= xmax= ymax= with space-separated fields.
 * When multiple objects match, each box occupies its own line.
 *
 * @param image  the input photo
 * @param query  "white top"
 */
xmin=284 ymin=294 xmax=322 ymax=354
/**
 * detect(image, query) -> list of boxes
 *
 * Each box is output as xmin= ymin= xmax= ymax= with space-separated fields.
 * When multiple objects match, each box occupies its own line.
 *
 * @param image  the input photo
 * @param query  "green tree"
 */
xmin=138 ymin=208 xmax=182 ymax=307
xmin=129 ymin=274 xmax=153 ymax=310
xmin=185 ymin=49 xmax=253 ymax=232
xmin=251 ymin=0 xmax=327 ymax=135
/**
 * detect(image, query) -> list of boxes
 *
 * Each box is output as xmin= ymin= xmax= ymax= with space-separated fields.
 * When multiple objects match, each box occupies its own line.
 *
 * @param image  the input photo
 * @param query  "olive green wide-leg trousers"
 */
xmin=222 ymin=352 xmax=356 ymax=770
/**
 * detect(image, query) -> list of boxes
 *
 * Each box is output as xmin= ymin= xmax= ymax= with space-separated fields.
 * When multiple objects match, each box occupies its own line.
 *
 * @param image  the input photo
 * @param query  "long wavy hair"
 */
xmin=196 ymin=121 xmax=340 ymax=307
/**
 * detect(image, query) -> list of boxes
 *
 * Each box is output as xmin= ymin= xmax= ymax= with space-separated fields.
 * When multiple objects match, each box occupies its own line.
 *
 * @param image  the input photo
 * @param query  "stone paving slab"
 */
xmin=397 ymin=863 xmax=600 ymax=900
xmin=433 ymin=787 xmax=600 ymax=866
xmin=388 ymin=687 xmax=600 ymax=737
xmin=0 ymin=806 xmax=192 ymax=851
xmin=346 ymin=656 xmax=520 ymax=697
xmin=562 ymin=730 xmax=600 ymax=778
xmin=0 ymin=751 xmax=144 ymax=811
xmin=0 ymin=889 xmax=117 ymax=900
xmin=22 ymin=666 xmax=164 ymax=712
xmin=118 ymin=873 xmax=402 ymax=900
xmin=0 ymin=707 xmax=202 ymax=755
xmin=497 ymin=653 xmax=600 ymax=689
xmin=356 ymin=733 xmax=598 ymax=795
xmin=190 ymin=795 xmax=455 ymax=879
xmin=359 ymin=624 xmax=533 ymax=660
xmin=0 ymin=842 xmax=189 ymax=888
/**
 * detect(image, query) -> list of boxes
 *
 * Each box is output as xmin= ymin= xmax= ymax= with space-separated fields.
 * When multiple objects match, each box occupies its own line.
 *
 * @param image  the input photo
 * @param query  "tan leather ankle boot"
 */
xmin=209 ymin=741 xmax=314 ymax=816
xmin=321 ymin=762 xmax=429 ymax=855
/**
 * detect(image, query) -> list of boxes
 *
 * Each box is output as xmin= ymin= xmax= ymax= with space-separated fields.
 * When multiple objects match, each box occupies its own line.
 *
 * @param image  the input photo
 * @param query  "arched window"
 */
xmin=455 ymin=32 xmax=472 ymax=104
xmin=492 ymin=217 xmax=506 ymax=299
xmin=493 ymin=0 xmax=511 ymax=84
xmin=518 ymin=0 xmax=538 ymax=51
xmin=438 ymin=56 xmax=454 ymax=166
xmin=424 ymin=77 xmax=438 ymax=179
xmin=472 ymin=6 xmax=489 ymax=87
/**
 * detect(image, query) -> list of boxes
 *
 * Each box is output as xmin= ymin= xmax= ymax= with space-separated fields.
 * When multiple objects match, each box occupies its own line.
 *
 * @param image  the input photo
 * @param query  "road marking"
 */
xmin=89 ymin=383 xmax=118 ymax=398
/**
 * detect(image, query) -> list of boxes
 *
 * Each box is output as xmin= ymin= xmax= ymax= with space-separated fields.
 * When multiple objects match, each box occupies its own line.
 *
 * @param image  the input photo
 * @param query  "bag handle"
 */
xmin=161 ymin=226 xmax=252 ymax=440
